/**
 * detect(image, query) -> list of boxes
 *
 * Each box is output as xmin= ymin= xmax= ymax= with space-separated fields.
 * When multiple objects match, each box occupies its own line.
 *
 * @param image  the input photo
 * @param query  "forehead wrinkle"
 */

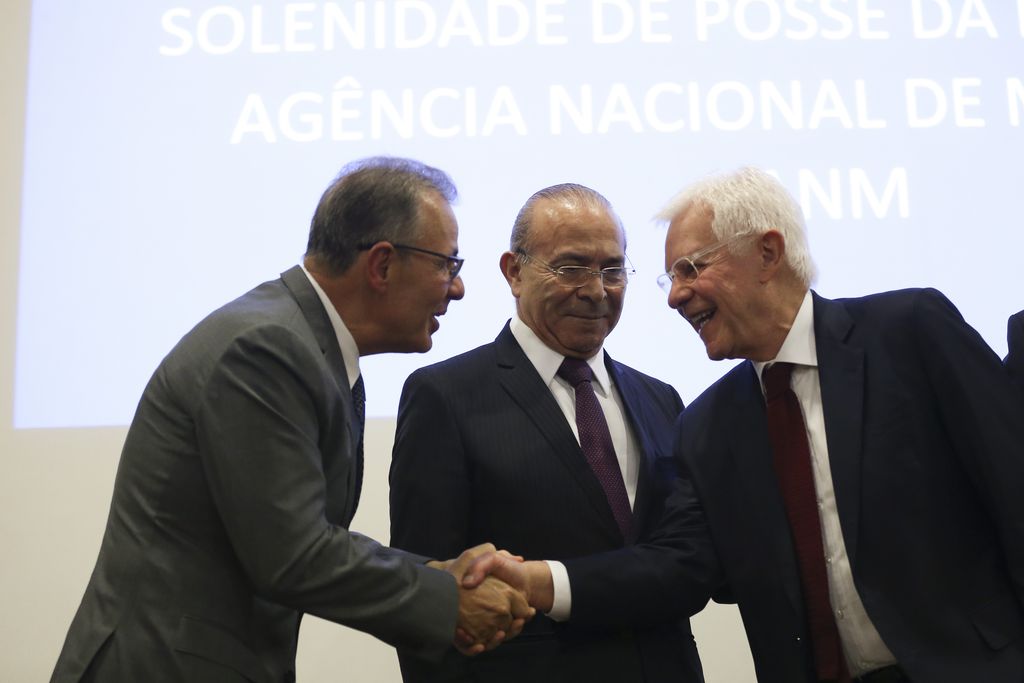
xmin=548 ymin=247 xmax=626 ymax=267
xmin=545 ymin=225 xmax=626 ymax=263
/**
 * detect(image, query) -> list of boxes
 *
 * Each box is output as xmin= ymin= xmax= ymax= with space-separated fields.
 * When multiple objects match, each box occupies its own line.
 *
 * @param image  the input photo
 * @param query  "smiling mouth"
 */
xmin=568 ymin=309 xmax=608 ymax=320
xmin=688 ymin=309 xmax=715 ymax=332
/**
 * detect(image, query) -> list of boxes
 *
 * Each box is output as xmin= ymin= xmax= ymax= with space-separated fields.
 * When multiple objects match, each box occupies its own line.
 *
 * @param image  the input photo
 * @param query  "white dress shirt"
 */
xmin=754 ymin=291 xmax=896 ymax=677
xmin=509 ymin=314 xmax=639 ymax=621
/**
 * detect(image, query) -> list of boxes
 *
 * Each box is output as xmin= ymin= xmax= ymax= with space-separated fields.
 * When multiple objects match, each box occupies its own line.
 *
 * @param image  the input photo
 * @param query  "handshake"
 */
xmin=429 ymin=543 xmax=556 ymax=655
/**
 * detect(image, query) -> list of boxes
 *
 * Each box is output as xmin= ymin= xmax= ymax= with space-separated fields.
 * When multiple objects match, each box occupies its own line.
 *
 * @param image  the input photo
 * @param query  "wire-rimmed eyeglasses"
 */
xmin=517 ymin=250 xmax=634 ymax=289
xmin=656 ymin=233 xmax=756 ymax=293
xmin=358 ymin=242 xmax=464 ymax=281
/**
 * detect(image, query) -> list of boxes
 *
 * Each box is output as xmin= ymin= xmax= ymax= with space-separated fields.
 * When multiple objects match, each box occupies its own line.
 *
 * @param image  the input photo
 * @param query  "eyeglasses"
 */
xmin=657 ymin=232 xmax=755 ymax=293
xmin=358 ymin=242 xmax=464 ymax=281
xmin=517 ymin=250 xmax=633 ymax=289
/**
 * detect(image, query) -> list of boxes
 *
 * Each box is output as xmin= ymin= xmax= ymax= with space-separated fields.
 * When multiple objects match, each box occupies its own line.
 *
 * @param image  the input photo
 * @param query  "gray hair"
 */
xmin=510 ymin=183 xmax=624 ymax=253
xmin=656 ymin=167 xmax=816 ymax=286
xmin=306 ymin=156 xmax=457 ymax=275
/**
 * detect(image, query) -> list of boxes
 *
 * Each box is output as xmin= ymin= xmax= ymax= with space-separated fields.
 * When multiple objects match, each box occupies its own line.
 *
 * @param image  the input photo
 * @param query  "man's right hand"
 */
xmin=433 ymin=544 xmax=535 ymax=655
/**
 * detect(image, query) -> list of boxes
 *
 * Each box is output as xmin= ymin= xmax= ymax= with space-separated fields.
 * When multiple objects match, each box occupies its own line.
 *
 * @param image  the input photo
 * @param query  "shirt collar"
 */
xmin=509 ymin=314 xmax=611 ymax=394
xmin=754 ymin=289 xmax=817 ymax=389
xmin=301 ymin=264 xmax=361 ymax=389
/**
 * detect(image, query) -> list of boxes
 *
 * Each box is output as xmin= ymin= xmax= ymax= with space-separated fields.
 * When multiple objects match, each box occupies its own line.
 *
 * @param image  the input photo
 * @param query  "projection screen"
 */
xmin=16 ymin=0 xmax=1024 ymax=428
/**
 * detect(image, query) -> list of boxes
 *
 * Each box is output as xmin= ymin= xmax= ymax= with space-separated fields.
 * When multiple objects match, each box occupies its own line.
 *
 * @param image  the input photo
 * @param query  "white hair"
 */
xmin=656 ymin=167 xmax=817 ymax=286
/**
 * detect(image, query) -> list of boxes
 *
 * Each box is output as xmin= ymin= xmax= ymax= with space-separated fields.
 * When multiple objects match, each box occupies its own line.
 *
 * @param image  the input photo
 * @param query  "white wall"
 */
xmin=0 ymin=1 xmax=752 ymax=680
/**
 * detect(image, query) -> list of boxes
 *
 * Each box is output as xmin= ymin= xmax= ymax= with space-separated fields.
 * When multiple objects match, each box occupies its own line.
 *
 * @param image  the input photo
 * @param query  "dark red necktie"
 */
xmin=763 ymin=362 xmax=849 ymax=683
xmin=558 ymin=357 xmax=632 ymax=540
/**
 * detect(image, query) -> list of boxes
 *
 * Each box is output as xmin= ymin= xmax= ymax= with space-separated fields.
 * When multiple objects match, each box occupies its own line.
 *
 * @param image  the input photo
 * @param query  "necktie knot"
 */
xmin=557 ymin=357 xmax=593 ymax=388
xmin=763 ymin=361 xmax=794 ymax=400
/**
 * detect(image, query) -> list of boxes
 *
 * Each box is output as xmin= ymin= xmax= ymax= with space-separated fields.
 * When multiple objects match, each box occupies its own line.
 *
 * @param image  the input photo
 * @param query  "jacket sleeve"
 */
xmin=194 ymin=322 xmax=457 ymax=660
xmin=912 ymin=289 xmax=1024 ymax=607
xmin=563 ymin=469 xmax=721 ymax=627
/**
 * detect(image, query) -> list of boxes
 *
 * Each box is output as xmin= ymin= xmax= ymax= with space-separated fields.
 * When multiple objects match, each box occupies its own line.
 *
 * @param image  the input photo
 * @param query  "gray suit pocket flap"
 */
xmin=174 ymin=614 xmax=267 ymax=682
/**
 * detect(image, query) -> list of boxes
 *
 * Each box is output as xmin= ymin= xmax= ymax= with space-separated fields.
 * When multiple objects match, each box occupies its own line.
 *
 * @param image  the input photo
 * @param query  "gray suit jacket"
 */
xmin=51 ymin=266 xmax=457 ymax=683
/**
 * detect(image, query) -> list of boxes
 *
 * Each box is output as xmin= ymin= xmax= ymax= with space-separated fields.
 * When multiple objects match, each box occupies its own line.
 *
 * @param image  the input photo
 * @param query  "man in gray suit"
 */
xmin=50 ymin=157 xmax=531 ymax=683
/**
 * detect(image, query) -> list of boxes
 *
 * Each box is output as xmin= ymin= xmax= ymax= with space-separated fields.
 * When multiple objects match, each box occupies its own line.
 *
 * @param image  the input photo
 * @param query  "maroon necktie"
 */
xmin=763 ymin=362 xmax=849 ymax=683
xmin=558 ymin=357 xmax=632 ymax=540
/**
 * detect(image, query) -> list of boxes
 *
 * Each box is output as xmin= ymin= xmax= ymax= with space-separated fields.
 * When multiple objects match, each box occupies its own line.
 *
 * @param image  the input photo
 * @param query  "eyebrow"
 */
xmin=685 ymin=242 xmax=727 ymax=262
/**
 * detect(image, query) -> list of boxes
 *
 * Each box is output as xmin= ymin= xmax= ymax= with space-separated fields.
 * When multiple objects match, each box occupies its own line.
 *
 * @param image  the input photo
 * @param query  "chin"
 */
xmin=702 ymin=342 xmax=728 ymax=361
xmin=567 ymin=331 xmax=605 ymax=353
xmin=391 ymin=333 xmax=433 ymax=355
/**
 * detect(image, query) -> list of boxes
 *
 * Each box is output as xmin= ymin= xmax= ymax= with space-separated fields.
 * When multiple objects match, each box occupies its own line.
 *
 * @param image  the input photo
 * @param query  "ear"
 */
xmin=364 ymin=242 xmax=395 ymax=292
xmin=757 ymin=230 xmax=786 ymax=284
xmin=499 ymin=251 xmax=523 ymax=298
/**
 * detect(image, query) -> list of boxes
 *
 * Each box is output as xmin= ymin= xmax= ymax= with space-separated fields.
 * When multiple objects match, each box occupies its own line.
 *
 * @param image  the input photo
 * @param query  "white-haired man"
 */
xmin=656 ymin=167 xmax=1024 ymax=682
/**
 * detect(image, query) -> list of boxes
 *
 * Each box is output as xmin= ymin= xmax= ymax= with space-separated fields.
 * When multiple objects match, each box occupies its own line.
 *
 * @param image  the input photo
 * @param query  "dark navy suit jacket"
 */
xmin=1007 ymin=310 xmax=1024 ymax=386
xmin=390 ymin=323 xmax=704 ymax=683
xmin=664 ymin=289 xmax=1024 ymax=682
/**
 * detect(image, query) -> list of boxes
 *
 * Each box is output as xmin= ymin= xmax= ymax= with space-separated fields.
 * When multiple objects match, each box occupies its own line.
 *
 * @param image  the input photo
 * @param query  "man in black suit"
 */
xmin=1008 ymin=310 xmax=1024 ymax=385
xmin=50 ymin=157 xmax=530 ymax=683
xmin=389 ymin=184 xmax=705 ymax=682
xmin=468 ymin=167 xmax=1024 ymax=682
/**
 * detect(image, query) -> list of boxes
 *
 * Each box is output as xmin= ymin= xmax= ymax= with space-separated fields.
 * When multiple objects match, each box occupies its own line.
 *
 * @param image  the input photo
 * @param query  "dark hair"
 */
xmin=510 ymin=183 xmax=622 ymax=253
xmin=305 ymin=156 xmax=458 ymax=275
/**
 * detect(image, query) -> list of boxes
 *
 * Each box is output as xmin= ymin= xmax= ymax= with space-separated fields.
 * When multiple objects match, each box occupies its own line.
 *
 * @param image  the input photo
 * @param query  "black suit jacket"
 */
xmin=1008 ymin=310 xmax=1024 ymax=386
xmin=51 ymin=266 xmax=457 ymax=683
xmin=668 ymin=289 xmax=1024 ymax=682
xmin=389 ymin=323 xmax=702 ymax=682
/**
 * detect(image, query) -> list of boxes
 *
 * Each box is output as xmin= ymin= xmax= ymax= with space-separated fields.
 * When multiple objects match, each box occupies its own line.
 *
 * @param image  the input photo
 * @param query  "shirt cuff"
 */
xmin=545 ymin=560 xmax=571 ymax=622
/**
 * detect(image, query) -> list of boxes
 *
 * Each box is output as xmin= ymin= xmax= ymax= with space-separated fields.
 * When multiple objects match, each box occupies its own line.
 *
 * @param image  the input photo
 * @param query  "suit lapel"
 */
xmin=605 ymin=354 xmax=653 ymax=542
xmin=281 ymin=265 xmax=361 ymax=522
xmin=494 ymin=325 xmax=623 ymax=543
xmin=813 ymin=292 xmax=865 ymax=564
xmin=727 ymin=362 xmax=806 ymax=614
xmin=281 ymin=266 xmax=349 ymax=388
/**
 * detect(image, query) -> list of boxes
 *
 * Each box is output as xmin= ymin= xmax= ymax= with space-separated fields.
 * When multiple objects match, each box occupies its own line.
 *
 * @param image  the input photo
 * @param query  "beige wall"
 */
xmin=0 ymin=2 xmax=752 ymax=679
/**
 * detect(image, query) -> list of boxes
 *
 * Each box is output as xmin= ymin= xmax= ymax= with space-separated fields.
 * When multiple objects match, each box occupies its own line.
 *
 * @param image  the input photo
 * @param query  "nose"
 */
xmin=666 ymin=278 xmax=693 ymax=311
xmin=575 ymin=272 xmax=608 ymax=301
xmin=448 ymin=274 xmax=466 ymax=300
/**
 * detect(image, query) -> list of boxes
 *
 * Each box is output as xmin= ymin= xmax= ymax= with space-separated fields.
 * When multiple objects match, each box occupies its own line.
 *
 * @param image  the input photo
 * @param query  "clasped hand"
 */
xmin=432 ymin=543 xmax=535 ymax=655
